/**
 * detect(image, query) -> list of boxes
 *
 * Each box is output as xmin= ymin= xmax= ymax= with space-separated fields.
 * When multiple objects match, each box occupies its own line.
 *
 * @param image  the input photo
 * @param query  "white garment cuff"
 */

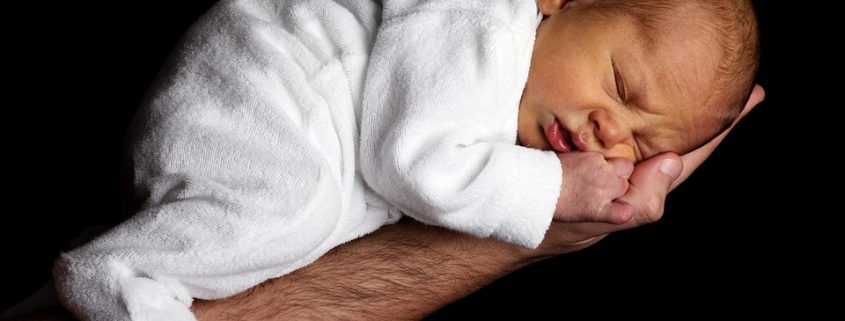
xmin=487 ymin=148 xmax=561 ymax=248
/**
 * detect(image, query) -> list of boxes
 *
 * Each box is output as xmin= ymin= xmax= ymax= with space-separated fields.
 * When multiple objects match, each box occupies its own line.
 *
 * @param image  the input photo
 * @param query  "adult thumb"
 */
xmin=655 ymin=154 xmax=683 ymax=187
xmin=617 ymin=153 xmax=683 ymax=225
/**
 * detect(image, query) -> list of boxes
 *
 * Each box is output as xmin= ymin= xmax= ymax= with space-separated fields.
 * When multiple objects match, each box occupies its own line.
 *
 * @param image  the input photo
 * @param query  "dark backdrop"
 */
xmin=3 ymin=1 xmax=830 ymax=317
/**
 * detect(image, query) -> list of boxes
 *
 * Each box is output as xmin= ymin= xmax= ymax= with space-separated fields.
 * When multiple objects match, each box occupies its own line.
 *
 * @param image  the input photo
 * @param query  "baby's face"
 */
xmin=518 ymin=2 xmax=723 ymax=162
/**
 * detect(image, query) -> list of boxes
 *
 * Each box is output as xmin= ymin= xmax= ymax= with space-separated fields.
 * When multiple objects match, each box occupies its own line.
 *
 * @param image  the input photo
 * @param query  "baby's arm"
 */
xmin=362 ymin=0 xmax=625 ymax=248
xmin=361 ymin=0 xmax=557 ymax=248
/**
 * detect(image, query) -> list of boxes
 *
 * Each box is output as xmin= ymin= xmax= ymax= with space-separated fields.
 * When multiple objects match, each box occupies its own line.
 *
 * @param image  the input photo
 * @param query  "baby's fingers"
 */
xmin=607 ymin=157 xmax=634 ymax=179
xmin=589 ymin=176 xmax=631 ymax=224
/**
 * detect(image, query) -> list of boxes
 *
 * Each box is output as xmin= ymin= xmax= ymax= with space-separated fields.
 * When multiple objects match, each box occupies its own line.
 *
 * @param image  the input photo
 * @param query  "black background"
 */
xmin=2 ymin=1 xmax=832 ymax=318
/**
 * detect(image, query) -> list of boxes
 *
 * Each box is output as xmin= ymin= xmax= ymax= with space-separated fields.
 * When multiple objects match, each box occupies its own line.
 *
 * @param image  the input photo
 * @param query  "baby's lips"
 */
xmin=546 ymin=119 xmax=573 ymax=153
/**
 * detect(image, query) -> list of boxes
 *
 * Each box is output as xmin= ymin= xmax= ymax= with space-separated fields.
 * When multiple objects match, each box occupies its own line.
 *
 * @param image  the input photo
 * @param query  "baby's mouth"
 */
xmin=546 ymin=119 xmax=576 ymax=153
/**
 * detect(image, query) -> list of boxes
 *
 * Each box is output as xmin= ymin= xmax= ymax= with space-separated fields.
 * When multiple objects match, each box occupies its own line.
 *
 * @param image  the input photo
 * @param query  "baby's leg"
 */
xmin=55 ymin=89 xmax=346 ymax=321
xmin=52 ymin=3 xmax=361 ymax=321
xmin=57 ymin=102 xmax=349 ymax=318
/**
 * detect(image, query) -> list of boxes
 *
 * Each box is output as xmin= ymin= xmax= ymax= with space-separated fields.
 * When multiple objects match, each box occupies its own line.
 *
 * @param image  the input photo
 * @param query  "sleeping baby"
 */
xmin=54 ymin=0 xmax=759 ymax=320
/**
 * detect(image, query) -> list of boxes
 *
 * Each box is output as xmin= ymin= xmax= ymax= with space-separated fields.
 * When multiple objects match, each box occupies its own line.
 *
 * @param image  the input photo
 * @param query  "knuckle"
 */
xmin=616 ymin=179 xmax=629 ymax=194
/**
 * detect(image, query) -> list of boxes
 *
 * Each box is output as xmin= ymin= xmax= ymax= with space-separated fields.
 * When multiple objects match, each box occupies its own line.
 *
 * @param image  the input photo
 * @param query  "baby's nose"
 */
xmin=589 ymin=110 xmax=626 ymax=148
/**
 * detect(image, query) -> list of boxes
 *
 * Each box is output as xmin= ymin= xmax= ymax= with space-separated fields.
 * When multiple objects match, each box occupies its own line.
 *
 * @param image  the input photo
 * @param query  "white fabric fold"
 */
xmin=361 ymin=0 xmax=559 ymax=248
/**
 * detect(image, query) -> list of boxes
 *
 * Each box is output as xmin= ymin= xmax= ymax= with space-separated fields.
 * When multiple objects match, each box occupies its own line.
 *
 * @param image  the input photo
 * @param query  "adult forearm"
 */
xmin=192 ymin=219 xmax=536 ymax=321
xmin=14 ymin=219 xmax=595 ymax=321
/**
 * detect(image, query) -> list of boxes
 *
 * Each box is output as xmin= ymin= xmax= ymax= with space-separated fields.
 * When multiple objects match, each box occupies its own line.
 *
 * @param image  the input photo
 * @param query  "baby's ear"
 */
xmin=538 ymin=0 xmax=568 ymax=16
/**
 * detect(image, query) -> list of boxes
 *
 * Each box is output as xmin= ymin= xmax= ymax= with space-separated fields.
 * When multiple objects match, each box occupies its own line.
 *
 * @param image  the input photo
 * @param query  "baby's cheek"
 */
xmin=602 ymin=144 xmax=636 ymax=163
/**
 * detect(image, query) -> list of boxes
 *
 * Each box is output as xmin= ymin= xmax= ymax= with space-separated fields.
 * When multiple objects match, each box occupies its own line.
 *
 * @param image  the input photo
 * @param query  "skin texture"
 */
xmin=518 ymin=0 xmax=724 ymax=163
xmin=14 ymin=86 xmax=764 ymax=321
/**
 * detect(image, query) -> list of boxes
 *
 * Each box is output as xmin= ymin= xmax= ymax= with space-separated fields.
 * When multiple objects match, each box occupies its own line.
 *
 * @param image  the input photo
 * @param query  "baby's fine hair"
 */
xmin=587 ymin=0 xmax=760 ymax=135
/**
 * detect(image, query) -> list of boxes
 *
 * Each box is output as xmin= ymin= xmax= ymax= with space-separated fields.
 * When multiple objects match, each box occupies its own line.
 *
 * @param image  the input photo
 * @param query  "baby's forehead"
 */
xmin=608 ymin=13 xmax=722 ymax=112
xmin=641 ymin=24 xmax=722 ymax=108
xmin=618 ymin=3 xmax=724 ymax=63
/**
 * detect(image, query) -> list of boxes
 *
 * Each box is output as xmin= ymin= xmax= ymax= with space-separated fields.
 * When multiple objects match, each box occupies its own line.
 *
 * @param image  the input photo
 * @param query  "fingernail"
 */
xmin=658 ymin=159 xmax=681 ymax=179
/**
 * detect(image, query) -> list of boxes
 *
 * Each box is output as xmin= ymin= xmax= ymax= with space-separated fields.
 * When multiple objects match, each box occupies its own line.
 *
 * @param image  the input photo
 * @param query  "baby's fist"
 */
xmin=554 ymin=152 xmax=634 ymax=224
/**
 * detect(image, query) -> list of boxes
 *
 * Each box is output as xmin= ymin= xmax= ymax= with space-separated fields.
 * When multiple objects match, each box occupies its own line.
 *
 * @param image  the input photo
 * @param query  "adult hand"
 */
xmin=528 ymin=85 xmax=765 ymax=260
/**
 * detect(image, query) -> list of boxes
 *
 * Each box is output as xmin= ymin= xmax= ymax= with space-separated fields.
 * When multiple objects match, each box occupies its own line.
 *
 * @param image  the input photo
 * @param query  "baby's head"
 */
xmin=517 ymin=0 xmax=759 ymax=162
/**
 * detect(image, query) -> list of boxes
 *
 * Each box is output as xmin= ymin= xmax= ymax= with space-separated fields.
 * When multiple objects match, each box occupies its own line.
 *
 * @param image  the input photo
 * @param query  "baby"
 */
xmin=54 ymin=0 xmax=758 ymax=320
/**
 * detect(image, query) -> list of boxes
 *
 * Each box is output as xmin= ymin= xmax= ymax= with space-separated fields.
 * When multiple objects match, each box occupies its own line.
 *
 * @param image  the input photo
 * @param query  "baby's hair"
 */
xmin=587 ymin=0 xmax=760 ymax=139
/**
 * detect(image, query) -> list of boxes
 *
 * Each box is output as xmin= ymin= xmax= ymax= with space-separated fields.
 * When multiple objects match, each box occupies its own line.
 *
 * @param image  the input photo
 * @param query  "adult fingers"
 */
xmin=535 ymin=222 xmax=614 ymax=257
xmin=616 ymin=153 xmax=683 ymax=226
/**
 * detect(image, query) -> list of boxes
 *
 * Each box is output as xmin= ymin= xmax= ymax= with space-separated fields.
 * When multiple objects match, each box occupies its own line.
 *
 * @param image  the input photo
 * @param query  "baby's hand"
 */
xmin=554 ymin=152 xmax=634 ymax=224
